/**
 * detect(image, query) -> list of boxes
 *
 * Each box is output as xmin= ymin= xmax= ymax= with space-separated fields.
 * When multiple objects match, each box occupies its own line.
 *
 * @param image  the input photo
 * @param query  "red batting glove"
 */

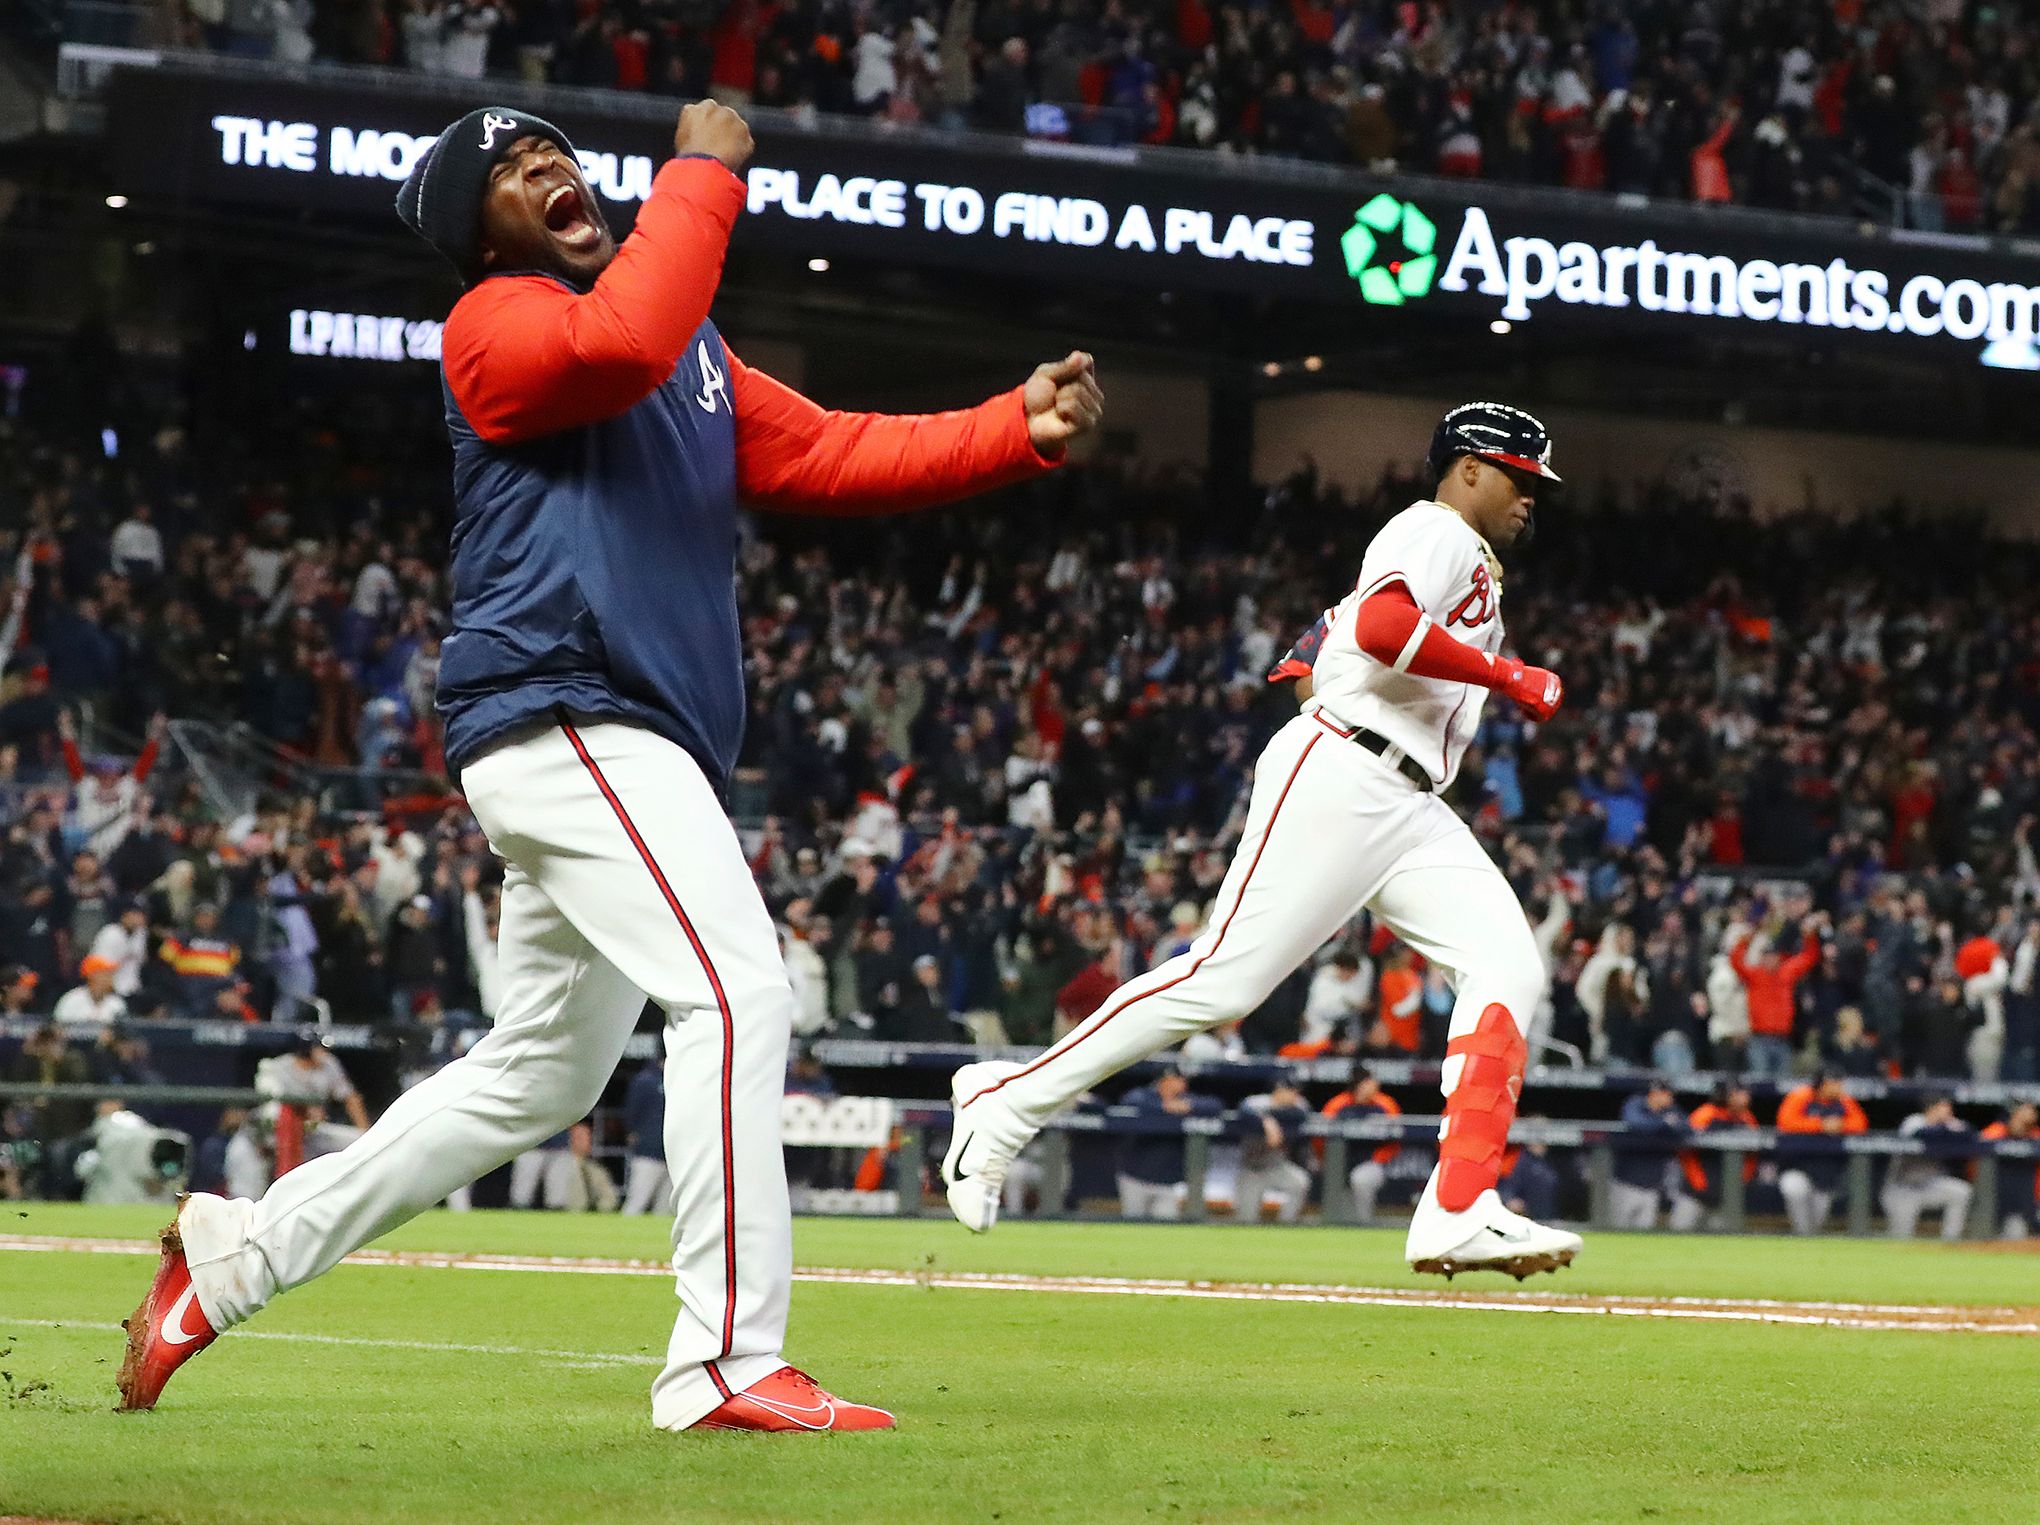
xmin=1495 ymin=657 xmax=1564 ymax=722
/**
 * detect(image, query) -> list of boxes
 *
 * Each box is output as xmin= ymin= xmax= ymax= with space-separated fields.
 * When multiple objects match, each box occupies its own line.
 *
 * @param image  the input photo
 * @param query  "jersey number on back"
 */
xmin=1445 ymin=563 xmax=1495 ymax=629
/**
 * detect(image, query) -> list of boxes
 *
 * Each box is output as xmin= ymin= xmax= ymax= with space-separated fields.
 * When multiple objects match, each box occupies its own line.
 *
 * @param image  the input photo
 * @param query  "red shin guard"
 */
xmin=1436 ymin=1003 xmax=1527 ymax=1212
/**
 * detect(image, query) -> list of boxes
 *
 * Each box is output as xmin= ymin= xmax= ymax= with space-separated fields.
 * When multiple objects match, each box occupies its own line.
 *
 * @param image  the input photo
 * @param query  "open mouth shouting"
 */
xmin=542 ymin=182 xmax=600 ymax=251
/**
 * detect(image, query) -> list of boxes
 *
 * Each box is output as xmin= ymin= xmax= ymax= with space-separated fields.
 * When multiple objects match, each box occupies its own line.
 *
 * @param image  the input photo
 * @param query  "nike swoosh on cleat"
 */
xmin=1492 ymin=1226 xmax=1534 ymax=1245
xmin=160 ymin=1286 xmax=207 ymax=1347
xmin=951 ymin=1132 xmax=976 ymax=1182
xmin=741 ymin=1393 xmax=836 ymax=1429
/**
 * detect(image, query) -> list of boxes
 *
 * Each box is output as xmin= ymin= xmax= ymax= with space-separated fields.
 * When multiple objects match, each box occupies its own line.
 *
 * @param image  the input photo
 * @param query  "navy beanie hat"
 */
xmin=396 ymin=106 xmax=580 ymax=283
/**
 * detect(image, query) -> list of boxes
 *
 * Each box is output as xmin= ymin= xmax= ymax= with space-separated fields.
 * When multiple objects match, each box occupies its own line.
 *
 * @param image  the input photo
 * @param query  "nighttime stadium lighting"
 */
xmin=1261 ymin=361 xmax=1282 ymax=378
xmin=105 ymin=194 xmax=128 ymax=208
xmin=1491 ymin=319 xmax=1513 ymax=334
xmin=808 ymin=257 xmax=830 ymax=273
xmin=1302 ymin=355 xmax=1325 ymax=372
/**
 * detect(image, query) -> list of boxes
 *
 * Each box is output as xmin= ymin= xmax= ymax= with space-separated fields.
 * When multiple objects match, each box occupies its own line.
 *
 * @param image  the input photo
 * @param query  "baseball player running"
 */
xmin=944 ymin=404 xmax=1578 ymax=1279
xmin=117 ymin=99 xmax=1103 ymax=1429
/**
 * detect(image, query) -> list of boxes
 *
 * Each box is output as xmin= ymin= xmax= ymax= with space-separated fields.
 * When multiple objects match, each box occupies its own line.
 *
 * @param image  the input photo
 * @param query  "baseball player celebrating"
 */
xmin=944 ymin=404 xmax=1578 ymax=1279
xmin=116 ymin=100 xmax=1102 ymax=1429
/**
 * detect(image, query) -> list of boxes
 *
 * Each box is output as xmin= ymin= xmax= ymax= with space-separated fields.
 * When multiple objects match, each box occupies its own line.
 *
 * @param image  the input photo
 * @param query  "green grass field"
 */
xmin=2 ymin=1203 xmax=2035 ymax=1524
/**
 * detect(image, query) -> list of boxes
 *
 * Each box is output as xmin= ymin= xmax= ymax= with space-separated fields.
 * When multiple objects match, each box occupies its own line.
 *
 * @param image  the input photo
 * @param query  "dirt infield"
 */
xmin=6 ymin=1233 xmax=2036 ymax=1337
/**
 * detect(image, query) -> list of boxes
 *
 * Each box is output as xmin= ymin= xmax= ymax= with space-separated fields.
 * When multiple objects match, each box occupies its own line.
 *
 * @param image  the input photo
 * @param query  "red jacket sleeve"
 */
xmin=441 ymin=157 xmax=747 ymax=446
xmin=1351 ymin=585 xmax=1503 ymax=687
xmin=725 ymin=345 xmax=1057 ymax=515
xmin=61 ymin=737 xmax=84 ymax=783
xmin=1778 ymin=935 xmax=1821 ymax=985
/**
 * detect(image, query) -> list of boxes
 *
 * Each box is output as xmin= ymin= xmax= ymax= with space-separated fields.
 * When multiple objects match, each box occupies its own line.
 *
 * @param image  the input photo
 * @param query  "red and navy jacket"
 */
xmin=435 ymin=155 xmax=1056 ymax=784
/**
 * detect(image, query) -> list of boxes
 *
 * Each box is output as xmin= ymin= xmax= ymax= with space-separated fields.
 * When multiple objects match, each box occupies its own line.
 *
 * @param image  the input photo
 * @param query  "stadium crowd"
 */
xmin=4 ymin=396 xmax=2039 ymax=1104
xmin=139 ymin=0 xmax=2040 ymax=231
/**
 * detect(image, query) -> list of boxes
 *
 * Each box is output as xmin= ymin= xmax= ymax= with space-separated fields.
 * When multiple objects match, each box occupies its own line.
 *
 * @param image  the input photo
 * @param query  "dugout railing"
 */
xmin=880 ymin=1106 xmax=2040 ymax=1239
xmin=6 ymin=1075 xmax=2037 ymax=1240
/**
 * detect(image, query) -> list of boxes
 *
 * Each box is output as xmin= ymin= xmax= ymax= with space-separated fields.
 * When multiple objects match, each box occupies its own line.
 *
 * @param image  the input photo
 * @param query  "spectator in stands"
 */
xmin=110 ymin=502 xmax=164 ymax=582
xmin=1881 ymin=1096 xmax=1976 ymax=1241
xmin=87 ymin=899 xmax=151 ymax=999
xmin=1372 ymin=945 xmax=1421 ymax=1055
xmin=2008 ymin=918 xmax=2040 ymax=1085
xmin=1116 ymin=1067 xmax=1218 ymax=1220
xmin=1054 ymin=937 xmax=1123 ymax=1040
xmin=2 ymin=966 xmax=39 ymax=1019
xmin=1819 ymin=1006 xmax=1884 ymax=1080
xmin=59 ymin=849 xmax=115 ymax=974
xmin=384 ymin=893 xmax=444 ymax=1022
xmin=1704 ymin=930 xmax=1751 ymax=1072
xmin=1730 ymin=911 xmax=1824 ymax=1077
xmin=0 ymin=876 xmax=61 ymax=995
xmin=1610 ymin=1078 xmax=1687 ymax=1230
xmin=880 ymin=953 xmax=957 ymax=1043
xmin=1292 ymin=950 xmax=1368 ymax=1057
xmin=52 ymin=954 xmax=126 ymax=1028
xmin=1775 ymin=1071 xmax=1869 ymax=1236
xmin=57 ymin=711 xmax=163 ymax=859
xmin=1672 ymin=1079 xmax=1758 ymax=1232
xmin=1321 ymin=1065 xmax=1400 ymax=1225
xmin=1906 ymin=974 xmax=1980 ymax=1082
xmin=1232 ymin=1078 xmax=1312 ymax=1224
xmin=1955 ymin=920 xmax=2011 ymax=1082
xmin=779 ymin=900 xmax=833 ymax=1038
xmin=159 ymin=902 xmax=239 ymax=1014
xmin=1981 ymin=1103 xmax=2039 ymax=1240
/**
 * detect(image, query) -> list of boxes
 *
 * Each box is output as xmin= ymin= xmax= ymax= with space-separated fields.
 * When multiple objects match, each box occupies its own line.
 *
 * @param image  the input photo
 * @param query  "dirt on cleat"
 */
xmin=1410 ymin=1249 xmax=1575 ymax=1281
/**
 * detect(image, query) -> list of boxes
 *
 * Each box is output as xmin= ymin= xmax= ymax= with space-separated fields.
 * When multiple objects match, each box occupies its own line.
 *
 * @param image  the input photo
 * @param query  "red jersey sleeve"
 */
xmin=441 ymin=157 xmax=747 ymax=446
xmin=725 ymin=344 xmax=1057 ymax=515
xmin=1351 ymin=585 xmax=1504 ymax=687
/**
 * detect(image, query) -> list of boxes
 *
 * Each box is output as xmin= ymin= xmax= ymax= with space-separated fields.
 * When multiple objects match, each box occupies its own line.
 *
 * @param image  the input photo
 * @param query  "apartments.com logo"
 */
xmin=1407 ymin=204 xmax=2038 ymax=370
xmin=1341 ymin=193 xmax=1439 ymax=306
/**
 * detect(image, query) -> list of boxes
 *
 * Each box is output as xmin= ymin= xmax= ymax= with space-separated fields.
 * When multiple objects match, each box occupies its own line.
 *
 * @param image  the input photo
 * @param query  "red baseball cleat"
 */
xmin=690 ymin=1366 xmax=895 ymax=1433
xmin=116 ymin=1215 xmax=218 ymax=1412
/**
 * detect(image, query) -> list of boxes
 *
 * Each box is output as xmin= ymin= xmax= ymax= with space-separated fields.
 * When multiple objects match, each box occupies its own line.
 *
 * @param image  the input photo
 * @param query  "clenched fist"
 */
xmin=1024 ymin=351 xmax=1104 ymax=455
xmin=675 ymin=100 xmax=753 ymax=172
xmin=1495 ymin=656 xmax=1564 ymax=722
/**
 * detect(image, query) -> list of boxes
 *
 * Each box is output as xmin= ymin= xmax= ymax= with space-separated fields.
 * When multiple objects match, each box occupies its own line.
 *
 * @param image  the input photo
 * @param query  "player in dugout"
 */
xmin=115 ymin=99 xmax=1103 ymax=1433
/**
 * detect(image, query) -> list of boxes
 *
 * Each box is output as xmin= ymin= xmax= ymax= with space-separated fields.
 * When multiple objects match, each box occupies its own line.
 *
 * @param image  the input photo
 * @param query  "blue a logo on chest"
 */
xmin=693 ymin=337 xmax=729 ymax=415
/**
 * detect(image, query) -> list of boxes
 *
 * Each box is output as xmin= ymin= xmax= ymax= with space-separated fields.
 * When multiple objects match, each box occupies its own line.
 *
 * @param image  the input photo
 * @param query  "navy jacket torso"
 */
xmin=436 ymin=307 xmax=742 ymax=789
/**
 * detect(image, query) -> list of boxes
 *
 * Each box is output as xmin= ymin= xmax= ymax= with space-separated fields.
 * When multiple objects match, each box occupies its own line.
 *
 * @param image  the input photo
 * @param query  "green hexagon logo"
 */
xmin=1341 ymin=193 xmax=1438 ymax=306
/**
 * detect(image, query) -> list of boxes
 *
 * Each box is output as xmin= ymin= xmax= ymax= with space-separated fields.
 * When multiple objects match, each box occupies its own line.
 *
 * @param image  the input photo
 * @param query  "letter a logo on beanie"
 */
xmin=479 ymin=112 xmax=518 ymax=150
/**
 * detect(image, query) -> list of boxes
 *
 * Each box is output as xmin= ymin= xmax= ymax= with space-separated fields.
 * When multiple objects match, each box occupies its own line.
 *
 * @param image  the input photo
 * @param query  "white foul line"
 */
xmin=0 ymin=1316 xmax=654 ymax=1369
xmin=1 ymin=1234 xmax=2032 ymax=1338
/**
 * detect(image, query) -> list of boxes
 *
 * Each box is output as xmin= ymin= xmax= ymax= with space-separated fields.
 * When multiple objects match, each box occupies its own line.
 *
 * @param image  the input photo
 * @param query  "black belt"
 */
xmin=1313 ymin=711 xmax=1434 ymax=792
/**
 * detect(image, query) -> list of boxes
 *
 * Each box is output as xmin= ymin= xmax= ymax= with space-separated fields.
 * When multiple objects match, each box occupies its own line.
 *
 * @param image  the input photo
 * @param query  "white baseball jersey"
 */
xmin=1309 ymin=501 xmax=1503 ymax=788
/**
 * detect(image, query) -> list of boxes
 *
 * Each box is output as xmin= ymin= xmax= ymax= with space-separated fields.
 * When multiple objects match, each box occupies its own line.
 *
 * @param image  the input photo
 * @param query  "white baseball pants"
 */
xmin=184 ymin=720 xmax=796 ymax=1430
xmin=977 ymin=711 xmax=1545 ymax=1155
xmin=1882 ymin=1176 xmax=1973 ymax=1240
xmin=623 ymin=1156 xmax=676 ymax=1216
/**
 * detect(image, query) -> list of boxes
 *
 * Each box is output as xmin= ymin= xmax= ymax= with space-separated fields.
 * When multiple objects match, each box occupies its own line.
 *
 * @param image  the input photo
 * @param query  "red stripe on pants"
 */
xmin=561 ymin=721 xmax=740 ymax=1360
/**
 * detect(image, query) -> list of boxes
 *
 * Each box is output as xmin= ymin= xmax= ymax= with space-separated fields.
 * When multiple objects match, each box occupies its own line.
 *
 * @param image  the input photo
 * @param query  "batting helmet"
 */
xmin=1426 ymin=402 xmax=1562 ymax=484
